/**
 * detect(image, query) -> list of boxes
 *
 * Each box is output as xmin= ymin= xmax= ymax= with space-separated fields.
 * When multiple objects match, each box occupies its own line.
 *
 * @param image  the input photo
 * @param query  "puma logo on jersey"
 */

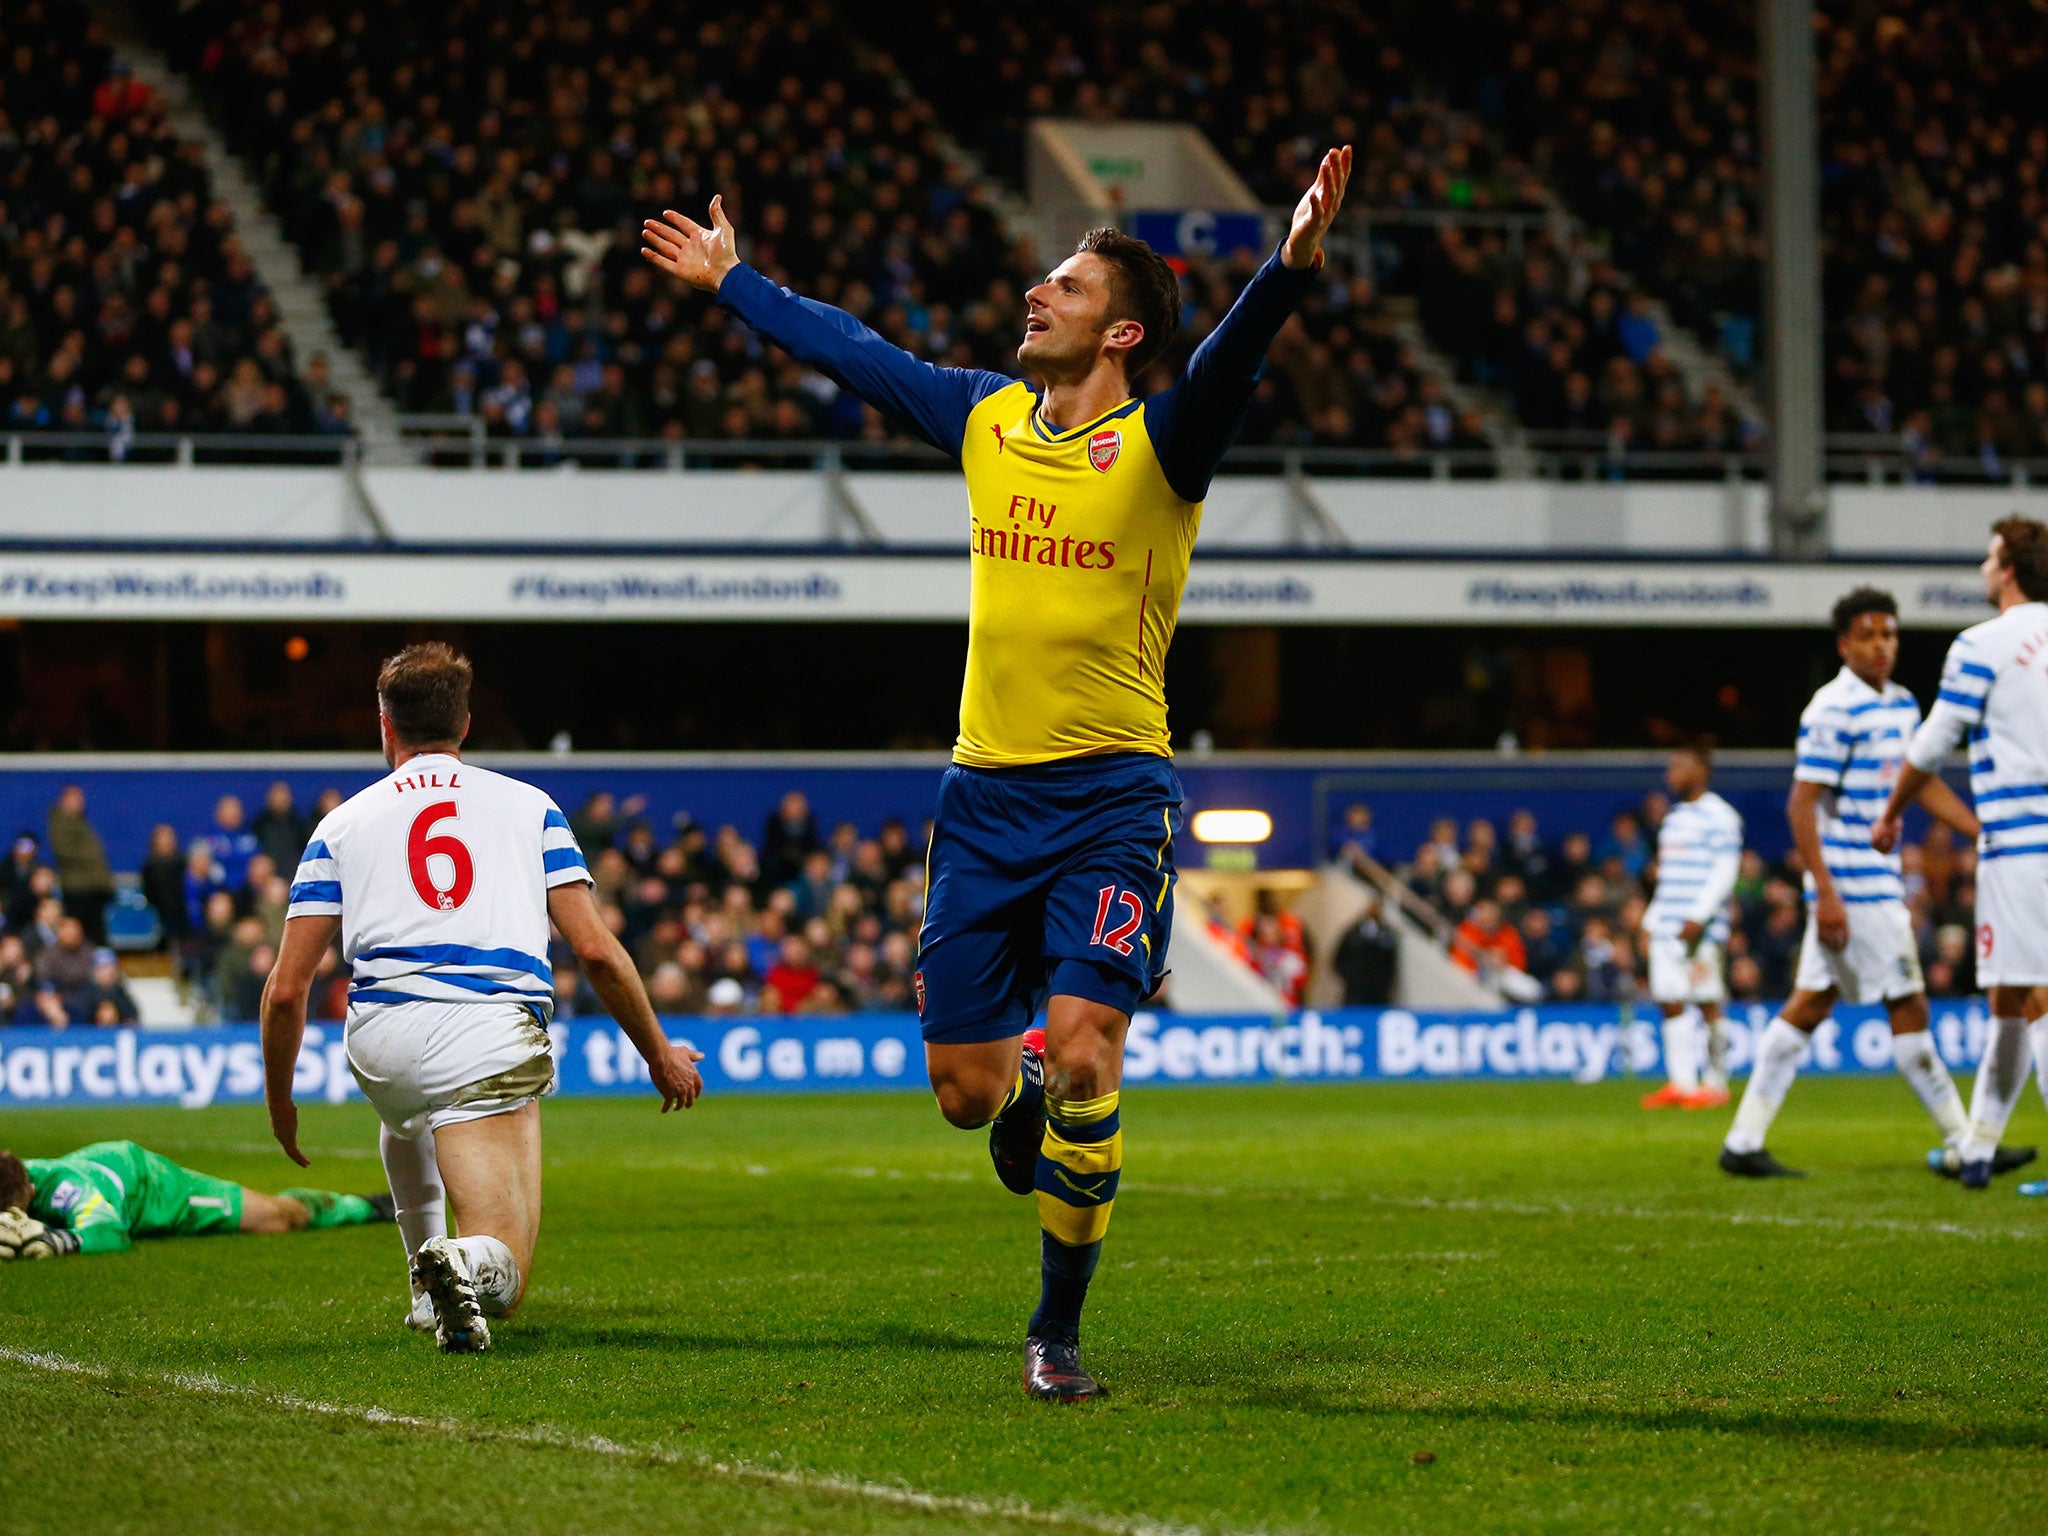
xmin=990 ymin=423 xmax=1007 ymax=453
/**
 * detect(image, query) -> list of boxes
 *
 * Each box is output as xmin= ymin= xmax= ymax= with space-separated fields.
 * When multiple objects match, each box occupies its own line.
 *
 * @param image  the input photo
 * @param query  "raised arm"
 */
xmin=1145 ymin=145 xmax=1351 ymax=502
xmin=642 ymin=196 xmax=1010 ymax=456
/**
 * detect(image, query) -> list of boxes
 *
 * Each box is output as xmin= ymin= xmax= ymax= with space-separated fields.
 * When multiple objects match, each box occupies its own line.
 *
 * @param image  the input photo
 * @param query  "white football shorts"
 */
xmin=1792 ymin=899 xmax=1923 ymax=1003
xmin=1646 ymin=932 xmax=1726 ymax=1006
xmin=345 ymin=999 xmax=557 ymax=1139
xmin=1973 ymin=854 xmax=2048 ymax=988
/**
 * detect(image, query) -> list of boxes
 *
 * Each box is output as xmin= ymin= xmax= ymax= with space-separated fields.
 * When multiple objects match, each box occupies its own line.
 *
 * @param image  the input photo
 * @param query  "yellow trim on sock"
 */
xmin=997 ymin=1067 xmax=1025 ymax=1116
xmin=1047 ymin=1089 xmax=1119 ymax=1126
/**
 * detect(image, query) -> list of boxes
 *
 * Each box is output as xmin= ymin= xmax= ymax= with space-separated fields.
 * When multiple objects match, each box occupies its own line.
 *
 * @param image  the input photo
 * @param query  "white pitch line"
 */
xmin=1119 ymin=1180 xmax=2041 ymax=1241
xmin=0 ymin=1346 xmax=1218 ymax=1536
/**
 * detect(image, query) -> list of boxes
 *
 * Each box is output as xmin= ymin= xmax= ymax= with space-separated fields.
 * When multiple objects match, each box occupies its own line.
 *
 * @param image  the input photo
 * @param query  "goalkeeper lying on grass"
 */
xmin=0 ymin=1142 xmax=390 ymax=1259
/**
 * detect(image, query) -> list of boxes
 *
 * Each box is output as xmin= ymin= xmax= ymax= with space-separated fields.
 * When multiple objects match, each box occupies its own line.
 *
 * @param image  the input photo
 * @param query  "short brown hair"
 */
xmin=377 ymin=642 xmax=473 ymax=748
xmin=1993 ymin=516 xmax=2048 ymax=601
xmin=1075 ymin=227 xmax=1182 ymax=377
xmin=0 ymin=1151 xmax=29 ymax=1211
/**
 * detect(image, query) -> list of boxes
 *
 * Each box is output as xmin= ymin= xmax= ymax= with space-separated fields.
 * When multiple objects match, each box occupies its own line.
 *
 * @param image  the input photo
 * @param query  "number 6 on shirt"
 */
xmin=408 ymin=801 xmax=475 ymax=912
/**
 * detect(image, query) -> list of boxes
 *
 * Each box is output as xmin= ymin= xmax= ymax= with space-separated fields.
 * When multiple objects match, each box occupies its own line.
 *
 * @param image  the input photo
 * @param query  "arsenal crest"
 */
xmin=1088 ymin=428 xmax=1121 ymax=472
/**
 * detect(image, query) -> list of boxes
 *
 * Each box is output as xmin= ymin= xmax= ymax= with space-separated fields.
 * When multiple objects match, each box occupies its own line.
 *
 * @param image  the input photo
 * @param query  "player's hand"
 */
xmin=651 ymin=1040 xmax=707 ymax=1112
xmin=270 ymin=1098 xmax=311 ymax=1168
xmin=1815 ymin=889 xmax=1850 ymax=952
xmin=1870 ymin=813 xmax=1902 ymax=854
xmin=642 ymin=197 xmax=740 ymax=294
xmin=1679 ymin=919 xmax=1705 ymax=951
xmin=0 ymin=1207 xmax=75 ymax=1260
xmin=1282 ymin=145 xmax=1352 ymax=270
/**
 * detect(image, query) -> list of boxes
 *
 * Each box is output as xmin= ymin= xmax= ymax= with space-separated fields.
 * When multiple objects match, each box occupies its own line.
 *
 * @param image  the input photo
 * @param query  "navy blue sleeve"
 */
xmin=1144 ymin=246 xmax=1319 ymax=503
xmin=718 ymin=264 xmax=1013 ymax=457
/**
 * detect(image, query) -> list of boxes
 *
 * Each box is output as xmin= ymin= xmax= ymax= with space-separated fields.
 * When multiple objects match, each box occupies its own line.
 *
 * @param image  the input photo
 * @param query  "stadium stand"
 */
xmin=1380 ymin=803 xmax=1973 ymax=1008
xmin=139 ymin=0 xmax=1453 ymax=454
xmin=879 ymin=0 xmax=2047 ymax=469
xmin=0 ymin=766 xmax=1973 ymax=1025
xmin=868 ymin=0 xmax=1748 ymax=457
xmin=1486 ymin=0 xmax=2048 ymax=472
xmin=0 ymin=0 xmax=2010 ymax=469
xmin=0 ymin=0 xmax=340 ymax=448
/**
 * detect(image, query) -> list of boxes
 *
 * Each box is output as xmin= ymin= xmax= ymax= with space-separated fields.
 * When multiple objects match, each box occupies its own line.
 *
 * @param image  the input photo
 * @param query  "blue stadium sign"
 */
xmin=1130 ymin=210 xmax=1266 ymax=259
xmin=0 ymin=1005 xmax=2001 ymax=1109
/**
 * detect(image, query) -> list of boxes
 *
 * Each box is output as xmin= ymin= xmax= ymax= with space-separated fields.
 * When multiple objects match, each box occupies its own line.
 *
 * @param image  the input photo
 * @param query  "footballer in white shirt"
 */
xmin=260 ymin=643 xmax=703 ymax=1350
xmin=1638 ymin=745 xmax=1744 ymax=1110
xmin=1876 ymin=518 xmax=2048 ymax=1190
xmin=1720 ymin=587 xmax=2016 ymax=1180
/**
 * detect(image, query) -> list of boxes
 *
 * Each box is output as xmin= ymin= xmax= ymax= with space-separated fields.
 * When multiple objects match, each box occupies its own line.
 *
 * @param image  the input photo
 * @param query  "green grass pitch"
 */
xmin=3 ymin=1077 xmax=2046 ymax=1535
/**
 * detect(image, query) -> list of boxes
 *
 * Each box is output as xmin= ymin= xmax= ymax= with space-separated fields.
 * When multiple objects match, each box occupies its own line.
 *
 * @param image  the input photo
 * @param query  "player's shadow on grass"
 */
xmin=1230 ymin=1386 xmax=2048 ymax=1453
xmin=506 ymin=1320 xmax=1004 ymax=1357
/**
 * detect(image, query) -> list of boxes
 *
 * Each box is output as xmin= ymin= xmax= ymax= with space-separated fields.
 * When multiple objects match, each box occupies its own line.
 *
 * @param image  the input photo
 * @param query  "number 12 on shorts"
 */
xmin=1090 ymin=886 xmax=1146 ymax=956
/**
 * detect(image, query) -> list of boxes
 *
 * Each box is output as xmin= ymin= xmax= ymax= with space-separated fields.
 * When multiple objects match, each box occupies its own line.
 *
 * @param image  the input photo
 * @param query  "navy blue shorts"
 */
xmin=916 ymin=753 xmax=1182 ymax=1045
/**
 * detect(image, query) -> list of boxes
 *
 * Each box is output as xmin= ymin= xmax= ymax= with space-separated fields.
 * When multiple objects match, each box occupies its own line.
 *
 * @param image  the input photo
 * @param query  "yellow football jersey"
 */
xmin=717 ymin=247 xmax=1315 ymax=769
xmin=953 ymin=384 xmax=1195 ymax=767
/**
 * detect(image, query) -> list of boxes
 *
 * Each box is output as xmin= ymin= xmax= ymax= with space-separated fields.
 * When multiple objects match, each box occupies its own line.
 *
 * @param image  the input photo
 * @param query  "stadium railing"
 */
xmin=4 ymin=426 xmax=2042 ymax=489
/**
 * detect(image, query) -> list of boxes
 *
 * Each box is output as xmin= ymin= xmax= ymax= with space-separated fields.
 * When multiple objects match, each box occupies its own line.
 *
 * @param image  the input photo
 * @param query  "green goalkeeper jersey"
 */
xmin=25 ymin=1141 xmax=244 ymax=1254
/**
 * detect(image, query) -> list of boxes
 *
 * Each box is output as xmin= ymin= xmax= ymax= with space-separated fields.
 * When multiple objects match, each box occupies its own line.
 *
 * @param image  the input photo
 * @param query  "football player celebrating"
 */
xmin=0 ymin=1140 xmax=389 ymax=1259
xmin=261 ymin=643 xmax=703 ymax=1351
xmin=644 ymin=145 xmax=1351 ymax=1399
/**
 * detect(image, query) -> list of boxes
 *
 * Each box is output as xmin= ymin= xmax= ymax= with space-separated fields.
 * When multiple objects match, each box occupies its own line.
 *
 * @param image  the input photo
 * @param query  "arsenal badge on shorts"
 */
xmin=913 ymin=969 xmax=926 ymax=1016
xmin=1088 ymin=428 xmax=1120 ymax=472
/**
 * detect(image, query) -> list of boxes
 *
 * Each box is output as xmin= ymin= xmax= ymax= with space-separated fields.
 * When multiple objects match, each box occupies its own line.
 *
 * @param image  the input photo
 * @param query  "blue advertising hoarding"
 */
xmin=1130 ymin=210 xmax=1266 ymax=259
xmin=0 ymin=1003 xmax=2000 ymax=1111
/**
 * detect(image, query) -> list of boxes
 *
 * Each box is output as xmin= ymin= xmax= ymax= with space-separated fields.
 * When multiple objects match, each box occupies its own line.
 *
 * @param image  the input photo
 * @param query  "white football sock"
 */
xmin=2031 ymin=1017 xmax=2048 ymax=1113
xmin=1702 ymin=1014 xmax=1730 ymax=1091
xmin=1961 ymin=1017 xmax=2033 ymax=1164
xmin=1892 ymin=1030 xmax=1967 ymax=1146
xmin=1662 ymin=1009 xmax=1700 ymax=1093
xmin=379 ymin=1124 xmax=446 ymax=1270
xmin=1725 ymin=1017 xmax=1805 ymax=1154
xmin=451 ymin=1234 xmax=521 ymax=1318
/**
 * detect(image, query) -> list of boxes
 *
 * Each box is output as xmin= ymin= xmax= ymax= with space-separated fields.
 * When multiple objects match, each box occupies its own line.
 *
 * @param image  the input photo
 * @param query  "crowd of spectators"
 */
xmin=0 ymin=0 xmax=345 ymax=447
xmin=0 ymin=786 xmax=136 ymax=1026
xmin=0 ymin=774 xmax=1997 ymax=1028
xmin=1221 ymin=245 xmax=1484 ymax=455
xmin=126 ymin=783 xmax=933 ymax=1024
xmin=1479 ymin=0 xmax=2048 ymax=469
xmin=540 ymin=788 xmax=932 ymax=1019
xmin=160 ymin=0 xmax=1033 ymax=447
xmin=147 ymin=0 xmax=1475 ymax=456
xmin=872 ymin=0 xmax=1543 ymax=212
xmin=18 ymin=0 xmax=2026 ymax=463
xmin=1816 ymin=7 xmax=2048 ymax=473
xmin=1345 ymin=798 xmax=1979 ymax=1009
xmin=1416 ymin=224 xmax=1752 ymax=456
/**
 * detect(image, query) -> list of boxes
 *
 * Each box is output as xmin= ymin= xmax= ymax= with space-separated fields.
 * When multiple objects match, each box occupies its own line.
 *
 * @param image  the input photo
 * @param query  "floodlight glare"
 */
xmin=1190 ymin=809 xmax=1273 ymax=844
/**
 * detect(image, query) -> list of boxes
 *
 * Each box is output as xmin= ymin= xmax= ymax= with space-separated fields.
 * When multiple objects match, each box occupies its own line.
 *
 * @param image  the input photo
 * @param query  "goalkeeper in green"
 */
xmin=0 ymin=1142 xmax=391 ymax=1259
